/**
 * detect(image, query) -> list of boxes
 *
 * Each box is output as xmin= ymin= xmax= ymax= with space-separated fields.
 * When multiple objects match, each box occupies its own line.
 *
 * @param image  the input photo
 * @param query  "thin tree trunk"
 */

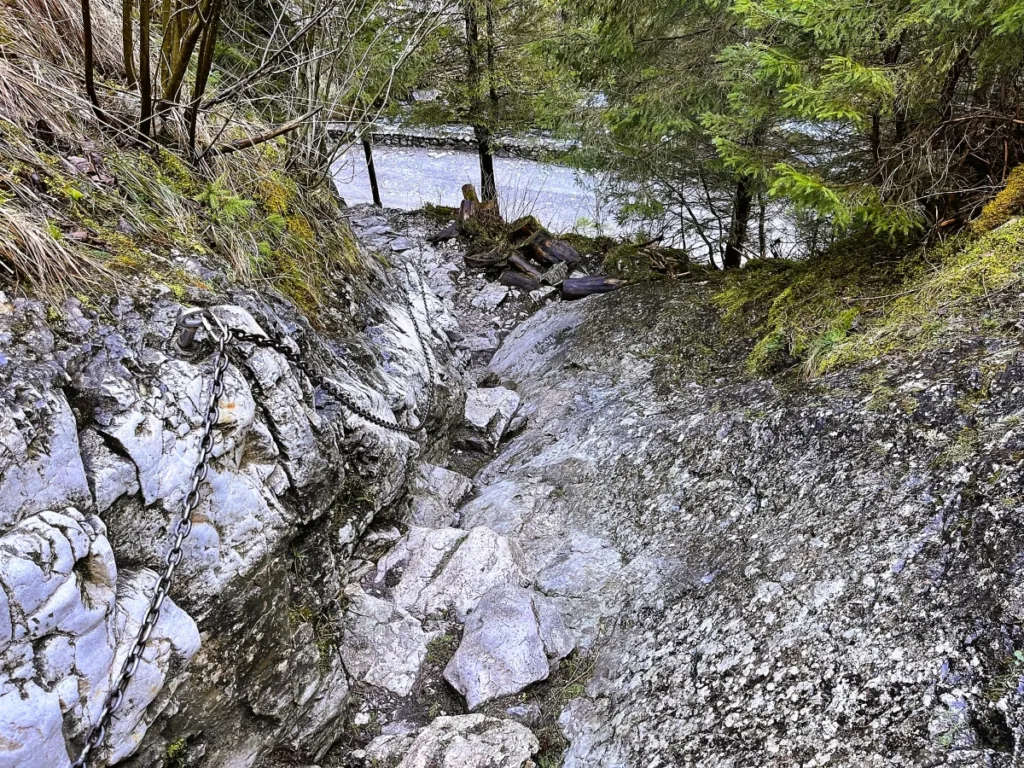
xmin=81 ymin=0 xmax=109 ymax=125
xmin=758 ymin=190 xmax=766 ymax=259
xmin=139 ymin=0 xmax=153 ymax=136
xmin=186 ymin=0 xmax=222 ymax=151
xmin=481 ymin=0 xmax=499 ymax=206
xmin=122 ymin=0 xmax=136 ymax=89
xmin=723 ymin=175 xmax=753 ymax=269
xmin=363 ymin=138 xmax=382 ymax=206
xmin=464 ymin=0 xmax=497 ymax=204
xmin=475 ymin=125 xmax=497 ymax=203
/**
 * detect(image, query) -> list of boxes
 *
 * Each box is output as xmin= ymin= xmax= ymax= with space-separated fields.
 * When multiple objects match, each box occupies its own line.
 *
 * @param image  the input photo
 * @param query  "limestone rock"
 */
xmin=340 ymin=585 xmax=435 ymax=697
xmin=394 ymin=715 xmax=539 ymax=768
xmin=540 ymin=262 xmax=569 ymax=286
xmin=0 ymin=389 xmax=90 ymax=527
xmin=78 ymin=429 xmax=140 ymax=512
xmin=407 ymin=462 xmax=473 ymax=527
xmin=463 ymin=387 xmax=521 ymax=448
xmin=0 ymin=508 xmax=199 ymax=766
xmin=470 ymin=284 xmax=509 ymax=311
xmin=375 ymin=526 xmax=527 ymax=621
xmin=444 ymin=585 xmax=574 ymax=710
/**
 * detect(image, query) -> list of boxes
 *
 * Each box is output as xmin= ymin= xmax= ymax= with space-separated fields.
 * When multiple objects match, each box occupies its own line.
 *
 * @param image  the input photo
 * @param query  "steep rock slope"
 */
xmin=0 ymin=230 xmax=464 ymax=766
xmin=479 ymin=280 xmax=1024 ymax=766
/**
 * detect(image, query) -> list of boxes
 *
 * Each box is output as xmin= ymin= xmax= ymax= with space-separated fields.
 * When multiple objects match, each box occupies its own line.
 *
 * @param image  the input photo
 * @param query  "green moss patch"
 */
xmin=713 ymin=218 xmax=1024 ymax=377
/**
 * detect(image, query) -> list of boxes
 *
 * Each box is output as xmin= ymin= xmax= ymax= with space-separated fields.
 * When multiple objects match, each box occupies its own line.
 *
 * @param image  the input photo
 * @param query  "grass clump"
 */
xmin=713 ymin=218 xmax=1024 ymax=377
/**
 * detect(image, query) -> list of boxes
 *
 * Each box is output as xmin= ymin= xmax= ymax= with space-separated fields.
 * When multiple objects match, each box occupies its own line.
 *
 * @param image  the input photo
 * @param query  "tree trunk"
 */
xmin=475 ymin=124 xmax=497 ymax=203
xmin=122 ymin=0 xmax=136 ymax=89
xmin=186 ymin=0 xmax=222 ymax=152
xmin=363 ymin=138 xmax=382 ymax=207
xmin=139 ymin=0 xmax=152 ymax=136
xmin=723 ymin=175 xmax=753 ymax=269
xmin=465 ymin=0 xmax=497 ymax=205
xmin=80 ymin=0 xmax=108 ymax=125
xmin=561 ymin=276 xmax=624 ymax=300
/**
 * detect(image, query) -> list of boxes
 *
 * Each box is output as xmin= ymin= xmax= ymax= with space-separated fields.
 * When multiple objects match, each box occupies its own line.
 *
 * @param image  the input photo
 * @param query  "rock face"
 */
xmin=477 ymin=281 xmax=1024 ymax=767
xmin=0 ymin=215 xmax=462 ymax=767
xmin=5 ymin=203 xmax=1024 ymax=768
xmin=0 ymin=507 xmax=200 ymax=768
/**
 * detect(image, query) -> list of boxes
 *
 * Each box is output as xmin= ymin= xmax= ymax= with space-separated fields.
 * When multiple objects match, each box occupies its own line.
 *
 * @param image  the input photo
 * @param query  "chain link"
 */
xmin=235 ymin=265 xmax=437 ymax=435
xmin=72 ymin=267 xmax=436 ymax=766
xmin=72 ymin=324 xmax=232 ymax=768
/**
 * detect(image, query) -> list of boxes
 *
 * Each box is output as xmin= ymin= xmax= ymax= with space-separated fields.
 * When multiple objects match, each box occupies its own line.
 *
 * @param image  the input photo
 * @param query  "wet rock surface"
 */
xmin=3 ymin=202 xmax=1023 ymax=768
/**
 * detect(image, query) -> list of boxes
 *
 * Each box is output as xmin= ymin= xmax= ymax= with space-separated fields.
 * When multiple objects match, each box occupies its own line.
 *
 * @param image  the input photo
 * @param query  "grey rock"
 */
xmin=376 ymin=526 xmax=527 ymax=621
xmin=0 ymin=508 xmax=199 ymax=766
xmin=504 ymin=703 xmax=542 ymax=725
xmin=407 ymin=462 xmax=473 ymax=527
xmin=470 ymin=284 xmax=509 ymax=311
xmin=444 ymin=585 xmax=574 ymax=709
xmin=463 ymin=387 xmax=521 ymax=446
xmin=393 ymin=715 xmax=539 ymax=768
xmin=391 ymin=237 xmax=416 ymax=252
xmin=528 ymin=286 xmax=557 ymax=304
xmin=364 ymin=732 xmax=416 ymax=767
xmin=78 ymin=429 xmax=139 ymax=512
xmin=0 ymin=390 xmax=90 ymax=527
xmin=540 ymin=262 xmax=569 ymax=286
xmin=340 ymin=585 xmax=435 ymax=697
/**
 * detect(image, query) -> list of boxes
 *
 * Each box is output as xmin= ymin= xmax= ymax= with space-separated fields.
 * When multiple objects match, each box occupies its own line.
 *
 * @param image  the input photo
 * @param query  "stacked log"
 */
xmin=427 ymin=184 xmax=623 ymax=300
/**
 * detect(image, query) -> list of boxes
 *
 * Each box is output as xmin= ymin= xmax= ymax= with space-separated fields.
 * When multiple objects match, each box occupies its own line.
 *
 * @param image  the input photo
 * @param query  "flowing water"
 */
xmin=331 ymin=144 xmax=623 ymax=235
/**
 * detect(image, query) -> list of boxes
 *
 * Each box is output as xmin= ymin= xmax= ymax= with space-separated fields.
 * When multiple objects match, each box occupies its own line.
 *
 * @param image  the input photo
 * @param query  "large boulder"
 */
xmin=444 ymin=585 xmax=574 ymax=710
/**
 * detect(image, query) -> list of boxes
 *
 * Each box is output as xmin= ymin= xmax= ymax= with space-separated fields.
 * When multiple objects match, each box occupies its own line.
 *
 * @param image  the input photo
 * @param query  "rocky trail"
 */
xmin=1 ymin=202 xmax=1023 ymax=768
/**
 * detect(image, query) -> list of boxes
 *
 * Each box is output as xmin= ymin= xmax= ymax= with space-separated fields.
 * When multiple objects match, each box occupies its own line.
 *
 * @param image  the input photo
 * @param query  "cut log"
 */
xmin=427 ymin=223 xmax=460 ymax=244
xmin=508 ymin=215 xmax=580 ymax=265
xmin=499 ymin=270 xmax=540 ymax=291
xmin=464 ymin=249 xmax=508 ymax=270
xmin=508 ymin=215 xmax=543 ymax=242
xmin=457 ymin=199 xmax=477 ymax=225
xmin=561 ymin=276 xmax=625 ymax=300
xmin=527 ymin=233 xmax=580 ymax=265
xmin=507 ymin=253 xmax=543 ymax=281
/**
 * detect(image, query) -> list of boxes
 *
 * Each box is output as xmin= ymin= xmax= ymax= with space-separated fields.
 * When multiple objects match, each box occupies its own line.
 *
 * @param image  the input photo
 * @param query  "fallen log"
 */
xmin=561 ymin=276 xmax=626 ymax=300
xmin=499 ymin=270 xmax=540 ymax=291
xmin=427 ymin=223 xmax=459 ymax=244
xmin=464 ymin=248 xmax=508 ymax=271
xmin=508 ymin=215 xmax=580 ymax=265
xmin=507 ymin=253 xmax=543 ymax=281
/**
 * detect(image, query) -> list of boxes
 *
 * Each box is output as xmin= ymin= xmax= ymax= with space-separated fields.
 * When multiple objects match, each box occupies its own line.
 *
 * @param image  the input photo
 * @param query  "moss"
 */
xmin=713 ymin=218 xmax=1024 ymax=377
xmin=166 ymin=737 xmax=189 ymax=768
xmin=422 ymin=202 xmax=457 ymax=224
xmin=973 ymin=165 xmax=1024 ymax=233
xmin=424 ymin=632 xmax=459 ymax=667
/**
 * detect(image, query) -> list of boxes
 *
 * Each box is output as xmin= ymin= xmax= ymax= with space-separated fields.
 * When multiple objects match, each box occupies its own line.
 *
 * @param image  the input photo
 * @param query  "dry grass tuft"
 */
xmin=0 ymin=207 xmax=111 ymax=296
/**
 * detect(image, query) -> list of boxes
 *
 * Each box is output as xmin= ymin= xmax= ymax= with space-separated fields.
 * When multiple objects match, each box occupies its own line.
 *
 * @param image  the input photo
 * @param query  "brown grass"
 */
xmin=0 ymin=207 xmax=111 ymax=295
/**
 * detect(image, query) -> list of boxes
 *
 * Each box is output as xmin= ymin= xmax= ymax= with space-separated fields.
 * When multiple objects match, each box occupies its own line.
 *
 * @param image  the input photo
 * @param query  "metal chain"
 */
xmin=73 ymin=268 xmax=436 ymax=765
xmin=234 ymin=265 xmax=437 ymax=435
xmin=72 ymin=319 xmax=232 ymax=768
